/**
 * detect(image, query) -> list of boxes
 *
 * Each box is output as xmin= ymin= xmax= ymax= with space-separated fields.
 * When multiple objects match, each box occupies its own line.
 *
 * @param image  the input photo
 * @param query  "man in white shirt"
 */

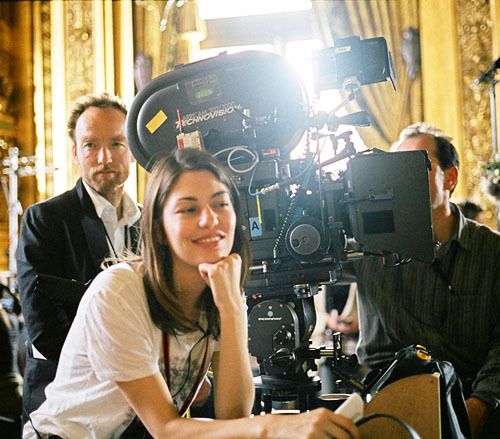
xmin=16 ymin=92 xmax=141 ymax=424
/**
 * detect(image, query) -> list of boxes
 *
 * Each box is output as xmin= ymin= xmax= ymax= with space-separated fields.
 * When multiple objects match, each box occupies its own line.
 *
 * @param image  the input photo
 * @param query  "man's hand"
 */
xmin=466 ymin=397 xmax=490 ymax=437
xmin=326 ymin=310 xmax=359 ymax=335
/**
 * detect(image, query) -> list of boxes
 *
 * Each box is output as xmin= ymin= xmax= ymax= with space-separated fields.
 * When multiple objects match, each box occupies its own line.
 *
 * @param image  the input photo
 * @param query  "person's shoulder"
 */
xmin=96 ymin=261 xmax=141 ymax=284
xmin=464 ymin=217 xmax=500 ymax=238
xmin=80 ymin=262 xmax=149 ymax=330
xmin=25 ymin=185 xmax=78 ymax=217
xmin=463 ymin=218 xmax=500 ymax=250
xmin=91 ymin=262 xmax=144 ymax=300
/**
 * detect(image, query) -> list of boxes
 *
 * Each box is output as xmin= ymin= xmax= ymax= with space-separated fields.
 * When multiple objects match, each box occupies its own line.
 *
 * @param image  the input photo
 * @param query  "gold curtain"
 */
xmin=132 ymin=1 xmax=195 ymax=200
xmin=133 ymin=1 xmax=187 ymax=79
xmin=313 ymin=0 xmax=422 ymax=150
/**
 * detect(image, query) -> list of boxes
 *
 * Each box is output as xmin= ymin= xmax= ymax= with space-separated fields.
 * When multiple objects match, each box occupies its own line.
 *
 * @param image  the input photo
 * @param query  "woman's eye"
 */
xmin=213 ymin=198 xmax=231 ymax=208
xmin=178 ymin=207 xmax=197 ymax=214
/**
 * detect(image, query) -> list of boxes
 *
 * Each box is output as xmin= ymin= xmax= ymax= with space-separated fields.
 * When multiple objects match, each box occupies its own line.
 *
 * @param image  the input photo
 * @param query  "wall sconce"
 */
xmin=401 ymin=27 xmax=420 ymax=80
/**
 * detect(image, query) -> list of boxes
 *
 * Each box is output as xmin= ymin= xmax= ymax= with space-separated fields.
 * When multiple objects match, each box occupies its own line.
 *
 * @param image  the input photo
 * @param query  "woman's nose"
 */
xmin=198 ymin=206 xmax=219 ymax=228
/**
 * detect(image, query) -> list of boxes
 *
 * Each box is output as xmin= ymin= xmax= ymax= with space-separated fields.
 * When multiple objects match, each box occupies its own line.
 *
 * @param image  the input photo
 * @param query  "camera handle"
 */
xmin=319 ymin=132 xmax=357 ymax=169
xmin=326 ymin=76 xmax=361 ymax=117
xmin=308 ymin=332 xmax=368 ymax=396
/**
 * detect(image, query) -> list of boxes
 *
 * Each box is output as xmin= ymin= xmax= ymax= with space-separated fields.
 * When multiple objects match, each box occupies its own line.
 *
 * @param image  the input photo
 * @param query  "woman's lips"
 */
xmin=193 ymin=235 xmax=224 ymax=246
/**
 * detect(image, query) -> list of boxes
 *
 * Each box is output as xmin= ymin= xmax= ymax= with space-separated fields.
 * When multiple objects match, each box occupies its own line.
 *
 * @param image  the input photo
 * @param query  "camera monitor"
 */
xmin=314 ymin=36 xmax=396 ymax=92
xmin=346 ymin=150 xmax=435 ymax=264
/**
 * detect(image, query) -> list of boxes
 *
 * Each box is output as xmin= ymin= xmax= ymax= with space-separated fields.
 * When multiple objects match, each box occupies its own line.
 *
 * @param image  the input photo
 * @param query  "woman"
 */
xmin=24 ymin=149 xmax=359 ymax=438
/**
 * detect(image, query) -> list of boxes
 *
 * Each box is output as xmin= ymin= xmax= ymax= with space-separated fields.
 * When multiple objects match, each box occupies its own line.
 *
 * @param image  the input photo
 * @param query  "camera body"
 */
xmin=127 ymin=39 xmax=433 ymax=386
xmin=240 ymin=148 xmax=434 ymax=380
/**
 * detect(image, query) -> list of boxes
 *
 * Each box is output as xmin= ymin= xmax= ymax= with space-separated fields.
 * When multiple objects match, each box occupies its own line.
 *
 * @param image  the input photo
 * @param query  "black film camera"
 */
xmin=127 ymin=37 xmax=434 ymax=410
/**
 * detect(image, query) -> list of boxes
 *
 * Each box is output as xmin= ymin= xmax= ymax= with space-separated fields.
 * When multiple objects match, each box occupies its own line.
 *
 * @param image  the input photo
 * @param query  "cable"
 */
xmin=171 ymin=325 xmax=211 ymax=399
xmin=25 ymin=407 xmax=43 ymax=439
xmin=355 ymin=413 xmax=422 ymax=439
xmin=259 ymin=132 xmax=331 ymax=196
xmin=213 ymin=146 xmax=259 ymax=174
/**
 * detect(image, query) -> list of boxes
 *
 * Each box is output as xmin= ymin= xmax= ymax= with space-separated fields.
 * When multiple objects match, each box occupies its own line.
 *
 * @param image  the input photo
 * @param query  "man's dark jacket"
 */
xmin=16 ymin=178 xmax=140 ymax=422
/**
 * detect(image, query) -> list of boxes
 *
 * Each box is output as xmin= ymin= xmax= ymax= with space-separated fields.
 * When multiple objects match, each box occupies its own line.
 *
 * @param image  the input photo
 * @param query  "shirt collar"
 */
xmin=82 ymin=180 xmax=140 ymax=226
xmin=449 ymin=202 xmax=473 ymax=252
xmin=121 ymin=191 xmax=141 ymax=225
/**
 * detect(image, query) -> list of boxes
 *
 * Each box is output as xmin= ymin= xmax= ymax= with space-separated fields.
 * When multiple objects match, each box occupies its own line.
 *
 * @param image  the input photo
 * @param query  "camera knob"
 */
xmin=270 ymin=348 xmax=295 ymax=367
xmin=273 ymin=328 xmax=292 ymax=346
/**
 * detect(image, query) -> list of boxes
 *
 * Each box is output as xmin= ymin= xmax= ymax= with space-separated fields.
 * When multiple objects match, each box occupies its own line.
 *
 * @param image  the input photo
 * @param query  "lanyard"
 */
xmin=102 ymin=223 xmax=129 ymax=258
xmin=162 ymin=331 xmax=210 ymax=416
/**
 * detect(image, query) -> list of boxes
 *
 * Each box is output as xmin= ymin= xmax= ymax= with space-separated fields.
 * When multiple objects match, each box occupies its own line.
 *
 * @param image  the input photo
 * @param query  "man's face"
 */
xmin=72 ymin=107 xmax=133 ymax=201
xmin=395 ymin=134 xmax=456 ymax=211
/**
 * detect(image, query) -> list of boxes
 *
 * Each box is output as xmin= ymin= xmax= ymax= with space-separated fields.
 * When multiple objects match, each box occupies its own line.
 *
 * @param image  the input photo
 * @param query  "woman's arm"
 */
xmin=198 ymin=254 xmax=254 ymax=418
xmin=117 ymin=372 xmax=359 ymax=439
xmin=211 ymin=314 xmax=254 ymax=419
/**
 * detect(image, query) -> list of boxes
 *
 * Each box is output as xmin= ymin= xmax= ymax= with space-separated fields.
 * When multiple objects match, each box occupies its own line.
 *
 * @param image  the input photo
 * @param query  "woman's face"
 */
xmin=162 ymin=170 xmax=237 ymax=276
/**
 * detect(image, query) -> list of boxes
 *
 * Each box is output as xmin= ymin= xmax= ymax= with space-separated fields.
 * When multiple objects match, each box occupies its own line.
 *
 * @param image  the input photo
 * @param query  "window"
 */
xmin=196 ymin=1 xmax=364 ymax=170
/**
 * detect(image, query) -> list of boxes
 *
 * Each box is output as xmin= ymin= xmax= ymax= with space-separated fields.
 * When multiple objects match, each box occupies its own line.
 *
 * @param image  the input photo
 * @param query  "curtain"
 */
xmin=312 ymin=0 xmax=422 ymax=150
xmin=133 ymin=1 xmax=197 ymax=200
xmin=133 ymin=1 xmax=189 ymax=80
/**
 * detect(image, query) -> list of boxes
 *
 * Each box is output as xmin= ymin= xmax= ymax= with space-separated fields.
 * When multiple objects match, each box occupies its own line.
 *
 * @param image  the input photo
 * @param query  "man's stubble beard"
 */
xmin=91 ymin=169 xmax=128 ymax=202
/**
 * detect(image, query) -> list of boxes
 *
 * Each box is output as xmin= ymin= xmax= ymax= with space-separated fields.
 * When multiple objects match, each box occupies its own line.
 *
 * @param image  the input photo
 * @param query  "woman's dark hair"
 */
xmin=141 ymin=148 xmax=251 ymax=337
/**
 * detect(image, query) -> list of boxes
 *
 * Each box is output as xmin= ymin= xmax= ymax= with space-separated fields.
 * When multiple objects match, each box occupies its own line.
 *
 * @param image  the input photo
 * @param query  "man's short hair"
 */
xmin=391 ymin=122 xmax=460 ymax=170
xmin=67 ymin=92 xmax=128 ymax=144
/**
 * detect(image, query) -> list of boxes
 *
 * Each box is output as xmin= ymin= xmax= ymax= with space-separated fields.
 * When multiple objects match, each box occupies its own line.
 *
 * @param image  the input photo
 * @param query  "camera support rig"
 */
xmin=126 ymin=37 xmax=435 ymax=413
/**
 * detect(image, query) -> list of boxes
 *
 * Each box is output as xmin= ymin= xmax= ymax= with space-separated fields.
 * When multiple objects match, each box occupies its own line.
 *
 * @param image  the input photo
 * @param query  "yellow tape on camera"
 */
xmin=146 ymin=110 xmax=168 ymax=134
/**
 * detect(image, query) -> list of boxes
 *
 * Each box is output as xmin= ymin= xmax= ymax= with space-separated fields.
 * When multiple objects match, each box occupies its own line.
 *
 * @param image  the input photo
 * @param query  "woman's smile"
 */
xmin=162 ymin=170 xmax=236 ymax=274
xmin=193 ymin=234 xmax=225 ymax=246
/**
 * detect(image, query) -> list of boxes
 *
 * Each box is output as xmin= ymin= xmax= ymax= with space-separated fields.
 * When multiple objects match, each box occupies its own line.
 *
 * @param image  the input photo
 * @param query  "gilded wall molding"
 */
xmin=40 ymin=0 xmax=53 ymax=197
xmin=34 ymin=0 xmax=135 ymax=199
xmin=457 ymin=0 xmax=496 ymax=222
xmin=65 ymin=1 xmax=94 ymax=103
xmin=64 ymin=1 xmax=94 ymax=185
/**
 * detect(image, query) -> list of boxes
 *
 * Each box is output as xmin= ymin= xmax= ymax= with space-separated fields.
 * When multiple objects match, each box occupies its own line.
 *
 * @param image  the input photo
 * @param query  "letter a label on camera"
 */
xmin=249 ymin=217 xmax=262 ymax=238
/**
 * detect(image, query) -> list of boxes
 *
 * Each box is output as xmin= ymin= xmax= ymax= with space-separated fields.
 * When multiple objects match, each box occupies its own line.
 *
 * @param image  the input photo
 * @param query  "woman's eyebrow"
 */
xmin=211 ymin=190 xmax=228 ymax=199
xmin=176 ymin=190 xmax=228 ymax=202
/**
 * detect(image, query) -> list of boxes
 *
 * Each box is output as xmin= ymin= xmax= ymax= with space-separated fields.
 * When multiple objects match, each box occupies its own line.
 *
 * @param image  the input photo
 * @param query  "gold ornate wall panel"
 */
xmin=420 ymin=0 xmax=499 ymax=227
xmin=0 ymin=2 xmax=35 ymax=272
xmin=34 ymin=1 xmax=53 ymax=199
xmin=457 ymin=0 xmax=497 ymax=224
xmin=133 ymin=1 xmax=189 ymax=201
xmin=64 ymin=0 xmax=95 ymax=186
xmin=65 ymin=1 xmax=94 ymax=105
xmin=0 ymin=5 xmax=15 ymax=271
xmin=32 ymin=0 xmax=136 ymax=199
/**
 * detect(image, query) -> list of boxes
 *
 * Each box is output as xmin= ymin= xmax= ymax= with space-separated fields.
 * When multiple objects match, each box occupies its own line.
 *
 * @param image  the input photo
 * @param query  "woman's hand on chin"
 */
xmin=198 ymin=253 xmax=243 ymax=314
